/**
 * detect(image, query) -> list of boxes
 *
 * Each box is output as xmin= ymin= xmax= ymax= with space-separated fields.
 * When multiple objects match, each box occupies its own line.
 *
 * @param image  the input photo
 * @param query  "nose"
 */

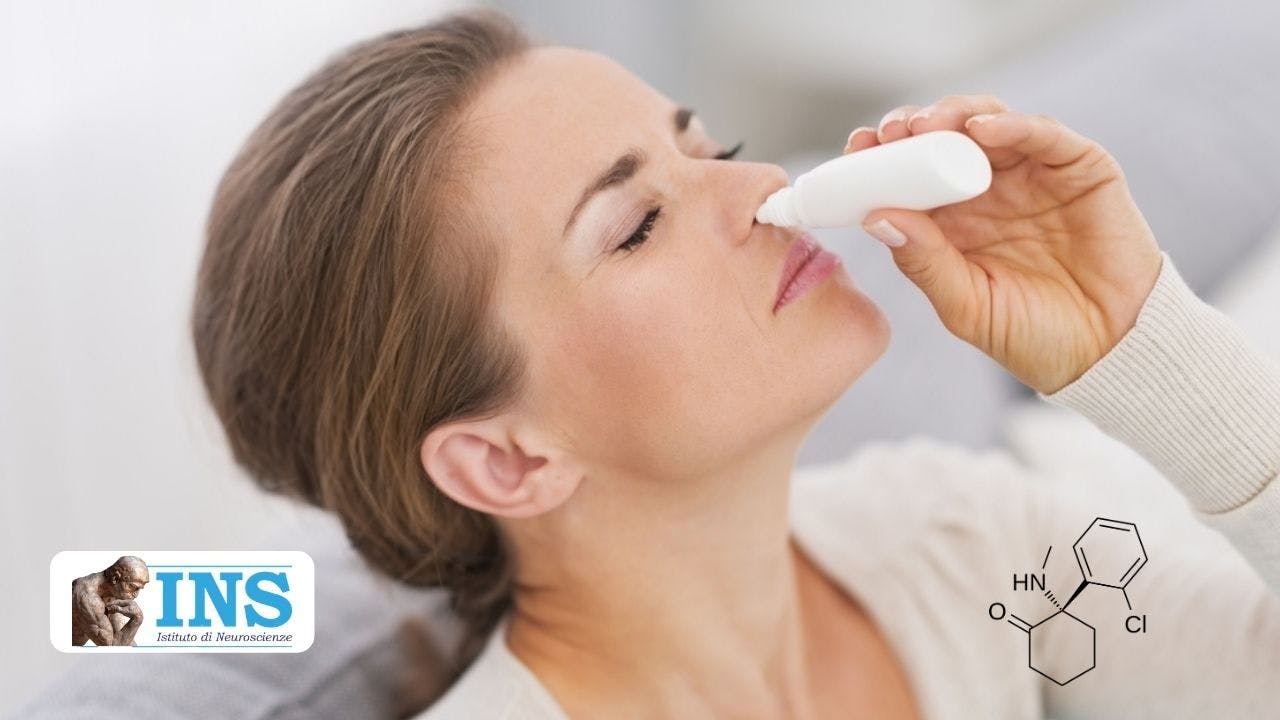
xmin=717 ymin=161 xmax=791 ymax=247
xmin=753 ymin=163 xmax=792 ymax=216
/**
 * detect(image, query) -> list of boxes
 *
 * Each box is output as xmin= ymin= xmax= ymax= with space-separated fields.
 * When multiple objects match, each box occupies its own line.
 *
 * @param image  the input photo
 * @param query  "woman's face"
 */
xmin=463 ymin=46 xmax=889 ymax=483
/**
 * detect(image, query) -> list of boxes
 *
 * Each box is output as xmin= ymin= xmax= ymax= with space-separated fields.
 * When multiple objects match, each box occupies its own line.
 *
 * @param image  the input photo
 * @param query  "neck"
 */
xmin=504 ymin=436 xmax=822 ymax=718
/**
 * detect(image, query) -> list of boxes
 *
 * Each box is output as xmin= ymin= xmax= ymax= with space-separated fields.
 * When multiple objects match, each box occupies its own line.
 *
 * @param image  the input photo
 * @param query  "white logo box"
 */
xmin=51 ymin=550 xmax=314 ymax=653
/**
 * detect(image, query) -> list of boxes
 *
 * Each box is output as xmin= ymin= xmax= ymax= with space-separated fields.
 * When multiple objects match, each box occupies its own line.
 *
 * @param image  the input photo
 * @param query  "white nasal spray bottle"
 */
xmin=755 ymin=130 xmax=992 ymax=228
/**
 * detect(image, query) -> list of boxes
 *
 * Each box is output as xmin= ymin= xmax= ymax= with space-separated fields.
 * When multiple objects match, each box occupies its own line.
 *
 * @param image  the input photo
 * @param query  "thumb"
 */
xmin=862 ymin=209 xmax=974 ymax=333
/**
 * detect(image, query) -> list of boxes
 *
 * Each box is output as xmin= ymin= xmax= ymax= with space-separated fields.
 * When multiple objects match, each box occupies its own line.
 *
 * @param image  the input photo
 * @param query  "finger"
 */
xmin=877 ymin=104 xmax=923 ymax=144
xmin=963 ymin=110 xmax=1097 ymax=170
xmin=906 ymin=94 xmax=1021 ymax=168
xmin=862 ymin=208 xmax=976 ymax=339
xmin=905 ymin=93 xmax=1010 ymax=135
xmin=843 ymin=126 xmax=878 ymax=154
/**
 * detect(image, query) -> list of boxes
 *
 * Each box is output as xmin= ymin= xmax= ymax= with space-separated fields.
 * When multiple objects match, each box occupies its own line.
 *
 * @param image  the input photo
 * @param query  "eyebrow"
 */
xmin=562 ymin=106 xmax=696 ymax=237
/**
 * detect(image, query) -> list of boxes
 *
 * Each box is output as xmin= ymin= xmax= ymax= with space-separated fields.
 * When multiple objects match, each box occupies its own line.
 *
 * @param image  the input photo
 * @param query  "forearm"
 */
xmin=1037 ymin=250 xmax=1280 ymax=591
xmin=116 ymin=617 xmax=142 ymax=645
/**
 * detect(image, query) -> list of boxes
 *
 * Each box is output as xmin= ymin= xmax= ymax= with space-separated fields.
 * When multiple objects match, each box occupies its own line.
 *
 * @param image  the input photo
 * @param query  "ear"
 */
xmin=420 ymin=413 xmax=582 ymax=519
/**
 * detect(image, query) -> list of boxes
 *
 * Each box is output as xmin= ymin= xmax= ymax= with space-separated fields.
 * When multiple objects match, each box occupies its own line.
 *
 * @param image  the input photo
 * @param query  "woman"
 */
xmin=192 ymin=7 xmax=1280 ymax=718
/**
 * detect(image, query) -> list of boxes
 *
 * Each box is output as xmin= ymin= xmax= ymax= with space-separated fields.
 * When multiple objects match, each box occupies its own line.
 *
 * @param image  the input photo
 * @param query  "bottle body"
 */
xmin=755 ymin=130 xmax=993 ymax=228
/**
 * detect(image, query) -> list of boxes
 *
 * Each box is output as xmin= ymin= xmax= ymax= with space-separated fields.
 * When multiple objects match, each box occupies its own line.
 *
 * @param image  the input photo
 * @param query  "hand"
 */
xmin=105 ymin=599 xmax=142 ymax=619
xmin=845 ymin=94 xmax=1163 ymax=394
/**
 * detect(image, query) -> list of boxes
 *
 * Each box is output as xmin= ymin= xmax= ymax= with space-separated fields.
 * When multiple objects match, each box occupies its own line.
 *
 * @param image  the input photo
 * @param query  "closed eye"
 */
xmin=714 ymin=141 xmax=744 ymax=161
xmin=614 ymin=141 xmax=745 ymax=254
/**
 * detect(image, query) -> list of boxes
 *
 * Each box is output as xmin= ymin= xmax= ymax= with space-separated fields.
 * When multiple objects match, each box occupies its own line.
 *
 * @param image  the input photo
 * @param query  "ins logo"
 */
xmin=156 ymin=568 xmax=292 ymax=628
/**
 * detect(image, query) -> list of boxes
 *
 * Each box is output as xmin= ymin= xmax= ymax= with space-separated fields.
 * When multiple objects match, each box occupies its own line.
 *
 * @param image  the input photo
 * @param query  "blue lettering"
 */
xmin=244 ymin=572 xmax=292 ymax=628
xmin=155 ymin=572 xmax=184 ymax=627
xmin=188 ymin=571 xmax=241 ymax=627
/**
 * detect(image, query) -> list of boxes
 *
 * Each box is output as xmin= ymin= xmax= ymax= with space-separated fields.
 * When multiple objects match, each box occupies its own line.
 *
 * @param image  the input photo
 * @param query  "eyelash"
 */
xmin=614 ymin=141 xmax=745 ymax=253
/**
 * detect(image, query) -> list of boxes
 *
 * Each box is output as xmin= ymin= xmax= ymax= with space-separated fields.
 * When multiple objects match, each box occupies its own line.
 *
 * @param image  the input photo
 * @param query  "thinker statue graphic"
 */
xmin=71 ymin=555 xmax=150 ymax=646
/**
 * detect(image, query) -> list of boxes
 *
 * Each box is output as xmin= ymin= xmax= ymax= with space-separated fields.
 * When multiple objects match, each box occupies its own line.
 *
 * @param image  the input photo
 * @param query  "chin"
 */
xmin=812 ymin=278 xmax=891 ymax=396
xmin=750 ymin=274 xmax=891 ymax=444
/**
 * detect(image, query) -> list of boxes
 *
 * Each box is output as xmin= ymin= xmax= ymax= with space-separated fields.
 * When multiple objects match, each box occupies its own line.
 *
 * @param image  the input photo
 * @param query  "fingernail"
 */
xmin=907 ymin=105 xmax=935 ymax=130
xmin=863 ymin=218 xmax=907 ymax=248
xmin=878 ymin=108 xmax=908 ymax=134
xmin=845 ymin=126 xmax=874 ymax=150
xmin=965 ymin=114 xmax=996 ymax=129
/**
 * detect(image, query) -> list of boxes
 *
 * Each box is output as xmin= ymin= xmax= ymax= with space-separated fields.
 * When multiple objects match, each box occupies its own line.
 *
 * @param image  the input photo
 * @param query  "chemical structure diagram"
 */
xmin=988 ymin=517 xmax=1149 ymax=686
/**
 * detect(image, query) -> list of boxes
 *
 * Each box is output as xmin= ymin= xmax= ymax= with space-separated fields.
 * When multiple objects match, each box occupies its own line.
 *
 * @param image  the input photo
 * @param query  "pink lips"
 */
xmin=773 ymin=232 xmax=841 ymax=313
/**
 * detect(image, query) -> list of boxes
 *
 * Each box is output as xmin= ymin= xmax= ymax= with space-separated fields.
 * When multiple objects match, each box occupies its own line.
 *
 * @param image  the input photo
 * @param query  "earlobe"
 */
xmin=419 ymin=418 xmax=579 ymax=519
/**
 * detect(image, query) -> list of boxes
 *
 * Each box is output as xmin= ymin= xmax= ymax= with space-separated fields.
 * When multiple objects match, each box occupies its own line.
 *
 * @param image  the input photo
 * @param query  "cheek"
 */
xmin=538 ymin=265 xmax=769 ymax=469
xmin=554 ymin=271 xmax=695 ymax=413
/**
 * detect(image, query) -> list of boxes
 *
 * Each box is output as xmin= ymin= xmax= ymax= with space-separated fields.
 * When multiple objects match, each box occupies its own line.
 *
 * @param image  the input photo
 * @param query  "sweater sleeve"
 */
xmin=1036 ymin=250 xmax=1280 ymax=596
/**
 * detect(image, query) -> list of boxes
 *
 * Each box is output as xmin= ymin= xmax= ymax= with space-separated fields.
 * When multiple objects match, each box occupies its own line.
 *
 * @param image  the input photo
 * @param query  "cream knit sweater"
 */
xmin=418 ymin=251 xmax=1280 ymax=719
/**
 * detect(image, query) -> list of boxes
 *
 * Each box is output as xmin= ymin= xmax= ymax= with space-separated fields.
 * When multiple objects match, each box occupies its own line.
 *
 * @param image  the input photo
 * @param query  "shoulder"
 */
xmin=71 ymin=576 xmax=105 ymax=609
xmin=795 ymin=433 xmax=1031 ymax=486
xmin=414 ymin=617 xmax=568 ymax=720
xmin=792 ymin=434 xmax=1039 ymax=528
xmin=790 ymin=434 xmax=1066 ymax=578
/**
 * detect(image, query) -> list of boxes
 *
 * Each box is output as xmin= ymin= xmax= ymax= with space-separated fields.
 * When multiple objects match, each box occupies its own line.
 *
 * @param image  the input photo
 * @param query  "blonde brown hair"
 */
xmin=191 ymin=6 xmax=533 ymax=690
